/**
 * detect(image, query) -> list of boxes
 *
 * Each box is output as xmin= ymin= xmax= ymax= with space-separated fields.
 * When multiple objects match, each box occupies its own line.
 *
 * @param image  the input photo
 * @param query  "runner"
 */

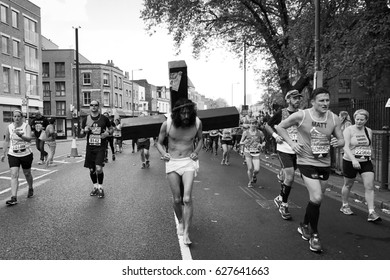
xmin=80 ymin=100 xmax=113 ymax=198
xmin=265 ymin=89 xmax=303 ymax=220
xmin=220 ymin=128 xmax=233 ymax=165
xmin=276 ymin=87 xmax=344 ymax=252
xmin=113 ymin=118 xmax=123 ymax=153
xmin=209 ymin=129 xmax=220 ymax=155
xmin=45 ymin=117 xmax=57 ymax=167
xmin=156 ymin=98 xmax=202 ymax=246
xmin=340 ymin=109 xmax=381 ymax=222
xmin=137 ymin=138 xmax=151 ymax=168
xmin=30 ymin=111 xmax=48 ymax=165
xmin=1 ymin=110 xmax=34 ymax=205
xmin=103 ymin=112 xmax=116 ymax=162
xmin=240 ymin=119 xmax=265 ymax=187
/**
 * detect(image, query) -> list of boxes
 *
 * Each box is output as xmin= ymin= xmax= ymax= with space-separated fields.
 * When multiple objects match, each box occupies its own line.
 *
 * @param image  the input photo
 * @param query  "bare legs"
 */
xmin=167 ymin=171 xmax=195 ymax=245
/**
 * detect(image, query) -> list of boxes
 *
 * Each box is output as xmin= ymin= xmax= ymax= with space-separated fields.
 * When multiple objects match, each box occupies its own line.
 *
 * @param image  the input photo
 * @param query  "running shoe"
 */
xmin=225 ymin=161 xmax=230 ymax=166
xmin=367 ymin=211 xmax=381 ymax=222
xmin=146 ymin=160 xmax=150 ymax=168
xmin=247 ymin=182 xmax=253 ymax=188
xmin=279 ymin=204 xmax=292 ymax=220
xmin=221 ymin=160 xmax=225 ymax=165
xmin=252 ymin=175 xmax=257 ymax=183
xmin=98 ymin=188 xmax=105 ymax=199
xmin=90 ymin=188 xmax=99 ymax=196
xmin=37 ymin=160 xmax=45 ymax=165
xmin=309 ymin=233 xmax=322 ymax=252
xmin=27 ymin=188 xmax=34 ymax=198
xmin=297 ymin=223 xmax=311 ymax=241
xmin=112 ymin=154 xmax=116 ymax=161
xmin=141 ymin=162 xmax=146 ymax=169
xmin=6 ymin=196 xmax=18 ymax=206
xmin=340 ymin=205 xmax=354 ymax=215
xmin=273 ymin=195 xmax=282 ymax=208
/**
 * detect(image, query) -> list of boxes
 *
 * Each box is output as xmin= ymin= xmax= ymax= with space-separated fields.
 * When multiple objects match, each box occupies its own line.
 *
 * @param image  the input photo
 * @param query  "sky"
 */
xmin=31 ymin=0 xmax=266 ymax=107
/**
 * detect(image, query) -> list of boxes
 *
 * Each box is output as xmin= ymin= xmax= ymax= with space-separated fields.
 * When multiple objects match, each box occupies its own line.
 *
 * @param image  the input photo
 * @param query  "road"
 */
xmin=0 ymin=139 xmax=389 ymax=261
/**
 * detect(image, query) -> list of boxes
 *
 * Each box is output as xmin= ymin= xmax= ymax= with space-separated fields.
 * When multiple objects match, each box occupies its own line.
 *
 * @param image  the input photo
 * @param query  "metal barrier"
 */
xmin=332 ymin=129 xmax=390 ymax=189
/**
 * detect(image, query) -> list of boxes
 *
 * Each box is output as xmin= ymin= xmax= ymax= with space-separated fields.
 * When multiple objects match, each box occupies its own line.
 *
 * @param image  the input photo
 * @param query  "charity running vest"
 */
xmin=8 ymin=122 xmax=32 ymax=157
xmin=343 ymin=126 xmax=372 ymax=162
xmin=296 ymin=109 xmax=336 ymax=167
xmin=277 ymin=108 xmax=299 ymax=154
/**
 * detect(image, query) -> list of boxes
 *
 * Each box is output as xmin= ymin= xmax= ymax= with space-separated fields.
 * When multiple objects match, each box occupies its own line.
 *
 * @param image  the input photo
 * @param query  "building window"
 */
xmin=103 ymin=92 xmax=110 ymax=106
xmin=11 ymin=10 xmax=18 ymax=28
xmin=103 ymin=73 xmax=109 ymax=86
xmin=83 ymin=91 xmax=91 ymax=105
xmin=1 ymin=4 xmax=8 ymax=24
xmin=24 ymin=17 xmax=38 ymax=45
xmin=114 ymin=76 xmax=118 ymax=88
xmin=339 ymin=79 xmax=351 ymax=94
xmin=43 ymin=101 xmax=51 ymax=116
xmin=56 ymin=101 xmax=66 ymax=116
xmin=43 ymin=82 xmax=50 ymax=97
xmin=2 ymin=35 xmax=10 ymax=55
xmin=119 ymin=94 xmax=123 ymax=108
xmin=3 ymin=111 xmax=12 ymax=123
xmin=114 ymin=93 xmax=118 ymax=107
xmin=25 ymin=45 xmax=38 ymax=71
xmin=12 ymin=40 xmax=19 ymax=57
xmin=42 ymin=62 xmax=49 ymax=77
xmin=83 ymin=72 xmax=91 ymax=85
xmin=55 ymin=82 xmax=65 ymax=96
xmin=3 ymin=67 xmax=10 ymax=93
xmin=119 ymin=77 xmax=122 ymax=89
xmin=26 ymin=73 xmax=38 ymax=96
xmin=14 ymin=69 xmax=20 ymax=94
xmin=55 ymin=62 xmax=65 ymax=78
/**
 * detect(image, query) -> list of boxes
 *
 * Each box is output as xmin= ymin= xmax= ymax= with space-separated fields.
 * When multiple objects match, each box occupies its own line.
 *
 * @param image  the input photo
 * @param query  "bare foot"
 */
xmin=177 ymin=222 xmax=184 ymax=236
xmin=183 ymin=234 xmax=192 ymax=246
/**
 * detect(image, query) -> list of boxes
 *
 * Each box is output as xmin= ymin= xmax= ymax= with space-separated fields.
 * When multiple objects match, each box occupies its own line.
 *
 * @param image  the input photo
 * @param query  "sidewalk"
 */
xmin=259 ymin=152 xmax=390 ymax=212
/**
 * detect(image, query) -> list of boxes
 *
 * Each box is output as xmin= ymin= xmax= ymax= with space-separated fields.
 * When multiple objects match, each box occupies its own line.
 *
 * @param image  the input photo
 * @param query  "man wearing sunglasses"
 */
xmin=80 ymin=100 xmax=113 ymax=198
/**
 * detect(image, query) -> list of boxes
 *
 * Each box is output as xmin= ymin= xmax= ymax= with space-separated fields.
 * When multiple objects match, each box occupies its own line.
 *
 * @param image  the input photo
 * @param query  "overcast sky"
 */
xmin=31 ymin=0 xmax=266 ymax=106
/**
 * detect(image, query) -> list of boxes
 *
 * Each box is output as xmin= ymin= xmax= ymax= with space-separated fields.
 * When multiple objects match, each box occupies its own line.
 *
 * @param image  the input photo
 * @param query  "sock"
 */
xmin=369 ymin=209 xmax=375 ymax=214
xmin=306 ymin=201 xmax=321 ymax=234
xmin=281 ymin=183 xmax=292 ymax=203
xmin=97 ymin=172 xmax=104 ymax=184
xmin=93 ymin=183 xmax=98 ymax=189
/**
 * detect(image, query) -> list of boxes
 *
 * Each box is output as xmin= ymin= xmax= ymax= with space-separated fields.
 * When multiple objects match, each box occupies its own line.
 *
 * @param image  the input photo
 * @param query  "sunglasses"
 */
xmin=90 ymin=104 xmax=99 ymax=107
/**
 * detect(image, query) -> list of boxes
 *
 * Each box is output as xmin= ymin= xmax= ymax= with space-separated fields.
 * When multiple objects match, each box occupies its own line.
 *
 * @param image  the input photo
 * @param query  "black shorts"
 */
xmin=8 ymin=153 xmax=33 ymax=169
xmin=221 ymin=140 xmax=233 ymax=146
xmin=84 ymin=149 xmax=105 ymax=168
xmin=343 ymin=159 xmax=374 ymax=179
xmin=297 ymin=164 xmax=330 ymax=181
xmin=278 ymin=151 xmax=297 ymax=169
xmin=137 ymin=139 xmax=150 ymax=150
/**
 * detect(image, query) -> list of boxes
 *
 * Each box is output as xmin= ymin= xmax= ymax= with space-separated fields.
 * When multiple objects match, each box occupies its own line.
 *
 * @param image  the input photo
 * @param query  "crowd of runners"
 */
xmin=1 ymin=88 xmax=382 ymax=252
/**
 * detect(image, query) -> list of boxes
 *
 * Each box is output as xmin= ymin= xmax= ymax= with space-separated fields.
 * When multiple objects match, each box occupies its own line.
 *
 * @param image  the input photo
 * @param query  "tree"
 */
xmin=141 ymin=0 xmax=390 ymax=97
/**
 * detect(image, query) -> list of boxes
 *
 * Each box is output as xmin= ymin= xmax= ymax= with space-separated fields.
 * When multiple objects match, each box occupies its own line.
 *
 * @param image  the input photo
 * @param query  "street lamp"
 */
xmin=131 ymin=68 xmax=142 ymax=117
xmin=228 ymin=39 xmax=247 ymax=107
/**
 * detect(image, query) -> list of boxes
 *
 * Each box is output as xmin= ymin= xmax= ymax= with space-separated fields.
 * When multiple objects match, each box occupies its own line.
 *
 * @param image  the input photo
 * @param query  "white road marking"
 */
xmin=174 ymin=214 xmax=192 ymax=260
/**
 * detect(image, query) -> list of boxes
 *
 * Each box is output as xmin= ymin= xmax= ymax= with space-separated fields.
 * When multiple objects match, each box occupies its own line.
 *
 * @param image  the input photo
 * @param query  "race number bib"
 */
xmin=289 ymin=133 xmax=298 ymax=142
xmin=89 ymin=135 xmax=101 ymax=146
xmin=354 ymin=146 xmax=371 ymax=158
xmin=310 ymin=128 xmax=330 ymax=158
xmin=249 ymin=147 xmax=260 ymax=153
xmin=12 ymin=141 xmax=26 ymax=151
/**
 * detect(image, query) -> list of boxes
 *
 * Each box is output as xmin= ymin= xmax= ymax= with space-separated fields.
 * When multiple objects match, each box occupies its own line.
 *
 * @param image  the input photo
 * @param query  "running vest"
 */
xmin=221 ymin=128 xmax=232 ymax=140
xmin=8 ymin=122 xmax=32 ymax=157
xmin=296 ymin=109 xmax=336 ymax=166
xmin=343 ymin=126 xmax=372 ymax=162
xmin=277 ymin=108 xmax=299 ymax=154
xmin=243 ymin=129 xmax=263 ymax=154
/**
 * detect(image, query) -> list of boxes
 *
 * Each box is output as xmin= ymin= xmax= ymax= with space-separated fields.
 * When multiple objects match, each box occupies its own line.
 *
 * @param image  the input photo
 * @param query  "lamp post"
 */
xmin=228 ymin=39 xmax=247 ymax=108
xmin=131 ymin=68 xmax=142 ymax=117
xmin=73 ymin=26 xmax=81 ymax=137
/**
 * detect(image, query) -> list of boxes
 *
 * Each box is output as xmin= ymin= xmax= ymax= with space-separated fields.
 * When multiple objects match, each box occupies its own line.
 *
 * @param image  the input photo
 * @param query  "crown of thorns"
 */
xmin=172 ymin=102 xmax=195 ymax=112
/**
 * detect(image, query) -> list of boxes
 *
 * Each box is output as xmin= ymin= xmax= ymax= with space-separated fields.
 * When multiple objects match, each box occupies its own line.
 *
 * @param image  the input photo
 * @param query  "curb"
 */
xmin=260 ymin=157 xmax=390 ymax=212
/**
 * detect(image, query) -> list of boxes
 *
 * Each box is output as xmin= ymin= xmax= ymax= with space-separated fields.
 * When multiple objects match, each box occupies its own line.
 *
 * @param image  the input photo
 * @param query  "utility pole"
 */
xmin=74 ymin=26 xmax=81 ymax=137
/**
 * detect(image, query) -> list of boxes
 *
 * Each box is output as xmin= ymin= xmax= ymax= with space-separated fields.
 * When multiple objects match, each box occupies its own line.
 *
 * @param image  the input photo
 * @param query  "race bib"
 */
xmin=354 ymin=146 xmax=371 ymax=158
xmin=89 ymin=134 xmax=101 ymax=146
xmin=310 ymin=128 xmax=330 ymax=158
xmin=249 ymin=147 xmax=260 ymax=153
xmin=12 ymin=142 xmax=26 ymax=151
xmin=289 ymin=133 xmax=298 ymax=142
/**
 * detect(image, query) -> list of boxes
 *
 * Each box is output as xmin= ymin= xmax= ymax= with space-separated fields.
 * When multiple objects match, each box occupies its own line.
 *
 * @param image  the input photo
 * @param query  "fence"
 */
xmin=332 ymin=130 xmax=390 ymax=188
xmin=331 ymin=96 xmax=390 ymax=130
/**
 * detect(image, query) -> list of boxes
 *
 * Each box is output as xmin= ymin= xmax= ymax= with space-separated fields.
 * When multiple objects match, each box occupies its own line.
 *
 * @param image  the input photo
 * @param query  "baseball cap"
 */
xmin=285 ymin=89 xmax=303 ymax=100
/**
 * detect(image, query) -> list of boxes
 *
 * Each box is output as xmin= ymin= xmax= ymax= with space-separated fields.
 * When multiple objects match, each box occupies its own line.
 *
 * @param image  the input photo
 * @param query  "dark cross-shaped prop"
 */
xmin=121 ymin=60 xmax=240 ymax=139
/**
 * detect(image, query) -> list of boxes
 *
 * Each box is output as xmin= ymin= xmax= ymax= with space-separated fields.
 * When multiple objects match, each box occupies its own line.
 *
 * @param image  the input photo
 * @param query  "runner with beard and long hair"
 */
xmin=156 ymin=98 xmax=202 ymax=246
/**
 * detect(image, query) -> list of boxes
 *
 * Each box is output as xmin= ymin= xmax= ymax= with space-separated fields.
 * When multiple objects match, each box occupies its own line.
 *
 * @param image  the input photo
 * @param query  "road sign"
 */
xmin=386 ymin=98 xmax=390 ymax=108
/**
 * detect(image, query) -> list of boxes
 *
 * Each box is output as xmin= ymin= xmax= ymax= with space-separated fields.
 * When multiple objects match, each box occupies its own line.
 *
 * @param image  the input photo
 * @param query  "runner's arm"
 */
xmin=276 ymin=111 xmax=303 ymax=154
